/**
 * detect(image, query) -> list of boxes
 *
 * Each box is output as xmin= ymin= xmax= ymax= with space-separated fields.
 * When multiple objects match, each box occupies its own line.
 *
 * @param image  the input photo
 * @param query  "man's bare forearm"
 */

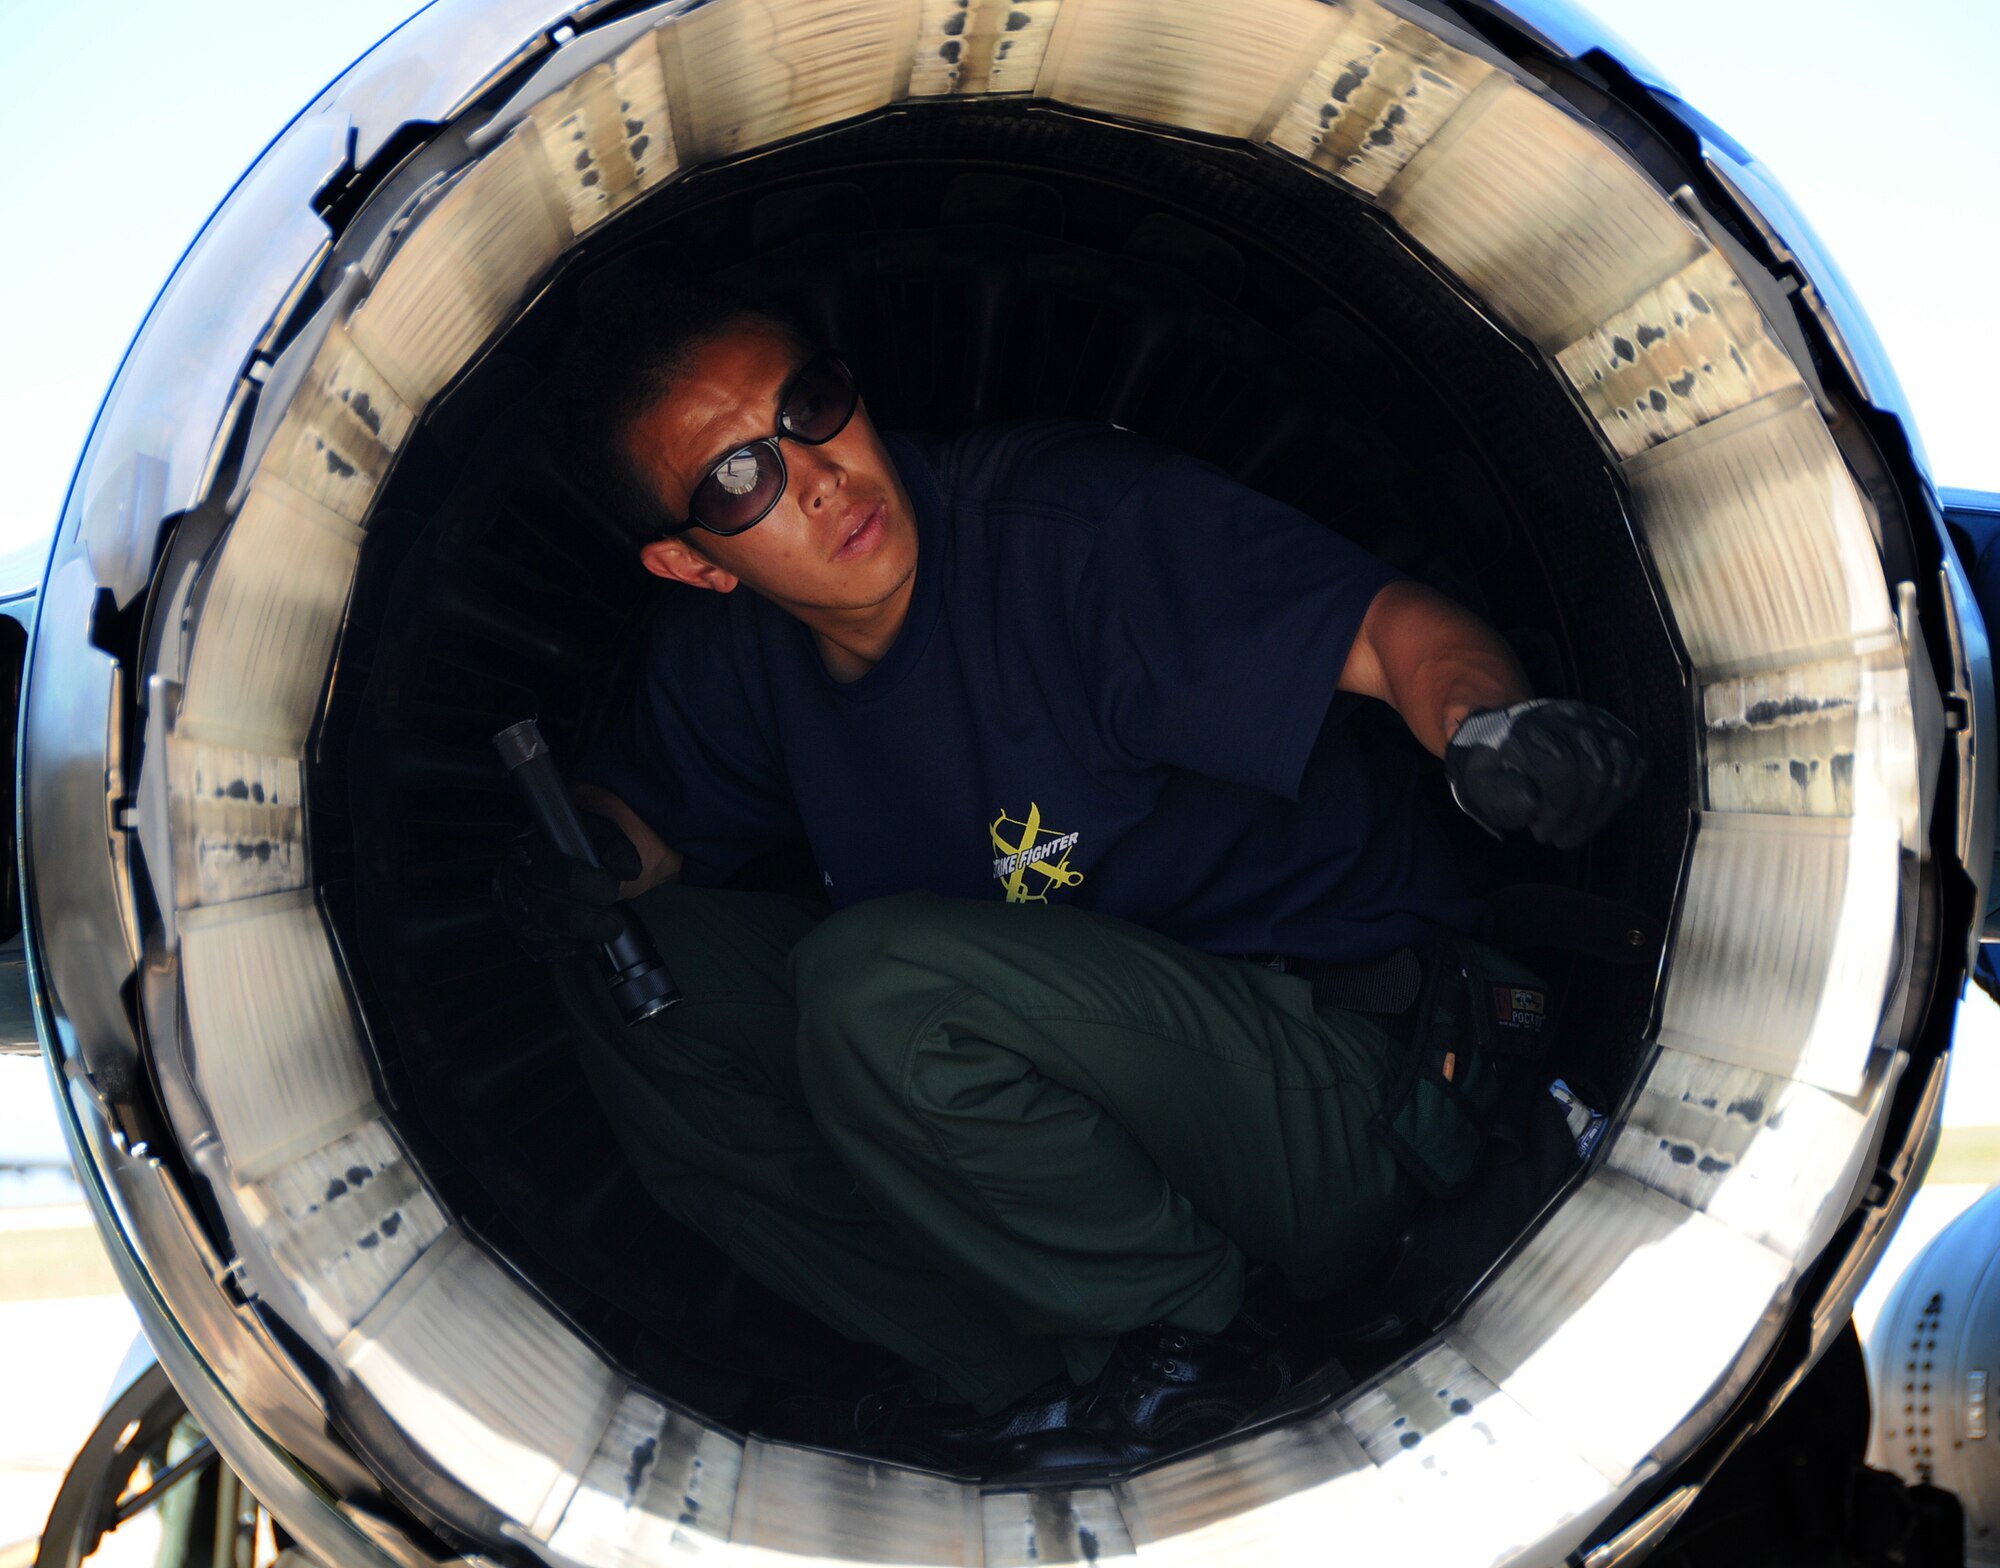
xmin=572 ymin=782 xmax=684 ymax=895
xmin=1338 ymin=581 xmax=1532 ymax=758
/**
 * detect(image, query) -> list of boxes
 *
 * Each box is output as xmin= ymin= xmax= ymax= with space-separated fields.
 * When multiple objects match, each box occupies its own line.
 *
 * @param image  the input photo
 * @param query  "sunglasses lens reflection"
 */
xmin=692 ymin=443 xmax=783 ymax=532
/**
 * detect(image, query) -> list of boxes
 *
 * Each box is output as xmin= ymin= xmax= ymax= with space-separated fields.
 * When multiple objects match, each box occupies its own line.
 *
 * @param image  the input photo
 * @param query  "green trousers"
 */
xmin=559 ymin=887 xmax=1416 ymax=1413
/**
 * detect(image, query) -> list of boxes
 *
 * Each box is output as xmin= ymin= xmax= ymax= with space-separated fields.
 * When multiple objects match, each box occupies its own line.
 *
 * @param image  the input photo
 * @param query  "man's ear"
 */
xmin=639 ymin=535 xmax=740 ymax=593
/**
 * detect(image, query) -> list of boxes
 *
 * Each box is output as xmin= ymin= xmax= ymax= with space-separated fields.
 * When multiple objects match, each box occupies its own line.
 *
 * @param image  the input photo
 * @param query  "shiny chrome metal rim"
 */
xmin=21 ymin=2 xmax=1985 ymax=1564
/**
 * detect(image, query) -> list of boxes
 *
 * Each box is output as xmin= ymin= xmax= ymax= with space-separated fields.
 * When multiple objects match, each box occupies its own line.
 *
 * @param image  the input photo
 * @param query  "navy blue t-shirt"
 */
xmin=581 ymin=421 xmax=1479 ymax=962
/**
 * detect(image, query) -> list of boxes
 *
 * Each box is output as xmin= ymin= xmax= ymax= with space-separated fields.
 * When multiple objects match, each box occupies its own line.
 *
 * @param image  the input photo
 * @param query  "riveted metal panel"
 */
xmin=911 ymin=0 xmax=1062 ymax=97
xmin=348 ymin=130 xmax=571 ymax=406
xmin=1557 ymin=248 xmax=1804 ymax=459
xmin=1037 ymin=0 xmax=1339 ymax=141
xmin=1626 ymin=385 xmax=1894 ymax=679
xmin=339 ymin=1231 xmax=621 ymax=1537
xmin=179 ymin=891 xmax=376 ymax=1181
xmin=1266 ymin=0 xmax=1494 ymax=197
xmin=1384 ymin=75 xmax=1704 ymax=350
xmin=1453 ymin=1169 xmax=1792 ymax=1484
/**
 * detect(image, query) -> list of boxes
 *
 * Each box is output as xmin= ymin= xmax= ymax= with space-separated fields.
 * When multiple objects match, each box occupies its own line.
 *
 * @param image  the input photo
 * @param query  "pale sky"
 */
xmin=0 ymin=0 xmax=1993 ymax=575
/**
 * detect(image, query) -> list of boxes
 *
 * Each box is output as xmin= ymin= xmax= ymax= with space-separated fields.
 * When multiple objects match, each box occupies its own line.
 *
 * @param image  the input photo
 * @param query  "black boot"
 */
xmin=997 ymin=1315 xmax=1293 ymax=1476
xmin=852 ymin=1377 xmax=1083 ymax=1475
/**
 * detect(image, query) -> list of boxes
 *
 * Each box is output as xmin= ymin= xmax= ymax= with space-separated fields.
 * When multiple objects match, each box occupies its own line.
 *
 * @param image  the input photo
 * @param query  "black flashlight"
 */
xmin=493 ymin=719 xmax=681 ymax=1025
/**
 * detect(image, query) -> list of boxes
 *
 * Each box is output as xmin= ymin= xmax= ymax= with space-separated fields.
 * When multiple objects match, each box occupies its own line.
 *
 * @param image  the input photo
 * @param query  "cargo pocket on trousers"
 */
xmin=1369 ymin=933 xmax=1551 ymax=1196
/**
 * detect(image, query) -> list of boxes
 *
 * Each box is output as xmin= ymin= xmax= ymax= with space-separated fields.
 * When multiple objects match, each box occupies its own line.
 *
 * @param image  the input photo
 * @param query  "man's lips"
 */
xmin=832 ymin=503 xmax=887 ymax=561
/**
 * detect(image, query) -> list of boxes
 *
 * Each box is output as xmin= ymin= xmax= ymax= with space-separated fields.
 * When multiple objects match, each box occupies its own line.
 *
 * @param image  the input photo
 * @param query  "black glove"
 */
xmin=491 ymin=810 xmax=642 ymax=963
xmin=1445 ymin=699 xmax=1644 ymax=850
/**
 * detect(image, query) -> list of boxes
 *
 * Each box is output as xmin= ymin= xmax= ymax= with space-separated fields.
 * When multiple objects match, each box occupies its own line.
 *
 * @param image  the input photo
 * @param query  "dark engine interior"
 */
xmin=308 ymin=104 xmax=1688 ymax=1442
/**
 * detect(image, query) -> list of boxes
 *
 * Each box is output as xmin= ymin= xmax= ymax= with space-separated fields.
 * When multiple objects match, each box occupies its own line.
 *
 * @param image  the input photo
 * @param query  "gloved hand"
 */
xmin=491 ymin=810 xmax=642 ymax=962
xmin=1445 ymin=699 xmax=1644 ymax=850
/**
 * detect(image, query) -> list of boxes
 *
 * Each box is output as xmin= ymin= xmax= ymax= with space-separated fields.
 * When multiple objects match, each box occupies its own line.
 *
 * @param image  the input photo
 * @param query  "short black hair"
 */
xmin=554 ymin=267 xmax=813 ymax=542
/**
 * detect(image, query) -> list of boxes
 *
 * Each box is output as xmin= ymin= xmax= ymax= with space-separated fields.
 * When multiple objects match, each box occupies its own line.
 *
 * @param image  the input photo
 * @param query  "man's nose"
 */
xmin=792 ymin=442 xmax=844 ymax=508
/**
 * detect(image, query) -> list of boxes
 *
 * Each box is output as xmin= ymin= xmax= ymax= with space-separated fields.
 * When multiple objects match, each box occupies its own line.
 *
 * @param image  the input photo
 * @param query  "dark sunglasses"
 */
xmin=662 ymin=353 xmax=860 ymax=537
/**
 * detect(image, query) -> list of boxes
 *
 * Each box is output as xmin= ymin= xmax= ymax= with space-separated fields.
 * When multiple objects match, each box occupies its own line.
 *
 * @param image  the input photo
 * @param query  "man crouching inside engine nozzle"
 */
xmin=494 ymin=271 xmax=1643 ymax=1476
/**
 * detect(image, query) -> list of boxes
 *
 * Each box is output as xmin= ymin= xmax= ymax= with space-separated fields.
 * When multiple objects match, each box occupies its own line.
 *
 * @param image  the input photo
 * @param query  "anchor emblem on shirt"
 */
xmin=989 ymin=803 xmax=1085 ymax=904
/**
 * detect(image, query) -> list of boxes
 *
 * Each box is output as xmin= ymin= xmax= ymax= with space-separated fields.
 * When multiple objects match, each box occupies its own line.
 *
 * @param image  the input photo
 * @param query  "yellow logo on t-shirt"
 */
xmin=990 ymin=802 xmax=1084 ymax=904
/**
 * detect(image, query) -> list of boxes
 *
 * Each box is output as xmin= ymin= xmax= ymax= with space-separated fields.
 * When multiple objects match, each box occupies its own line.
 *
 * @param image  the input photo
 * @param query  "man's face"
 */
xmin=627 ymin=324 xmax=918 ymax=625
